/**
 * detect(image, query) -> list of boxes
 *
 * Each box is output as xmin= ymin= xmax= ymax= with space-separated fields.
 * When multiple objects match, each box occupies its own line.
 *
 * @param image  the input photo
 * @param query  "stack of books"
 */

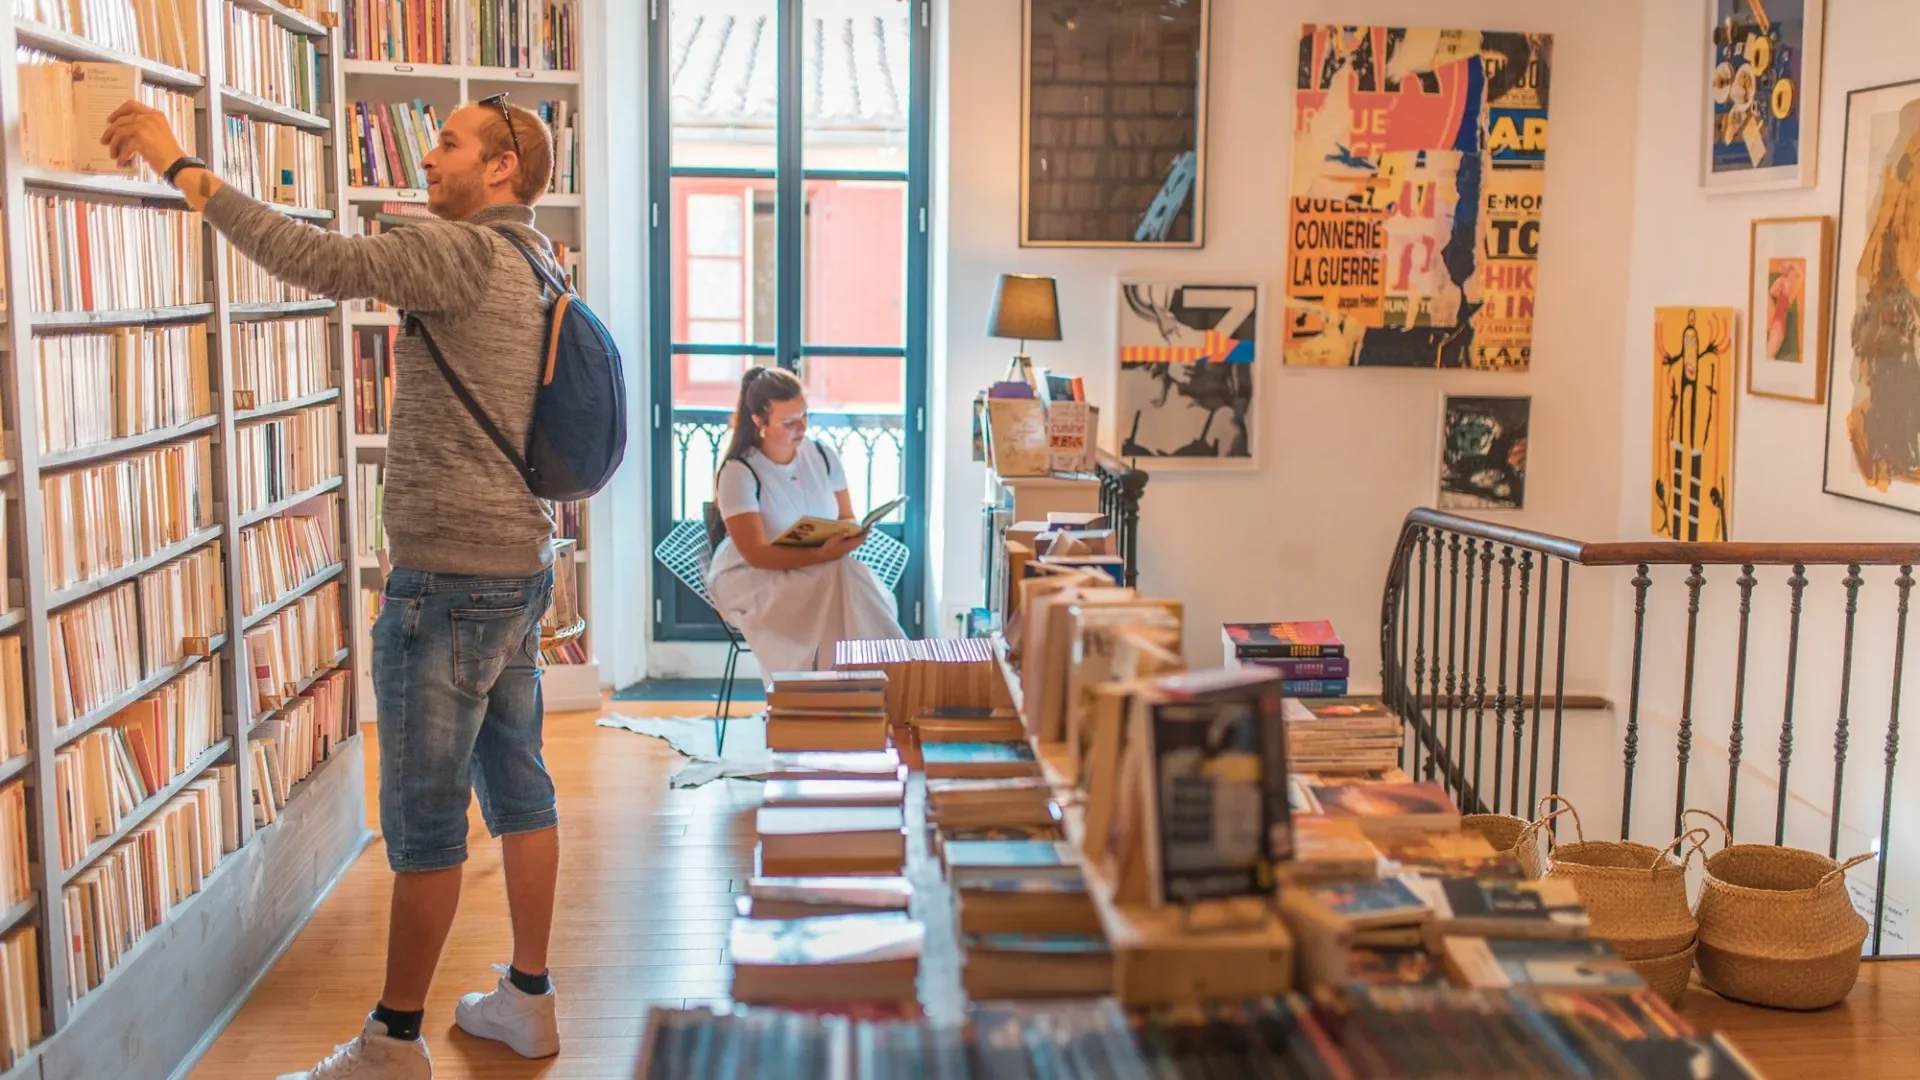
xmin=949 ymin=836 xmax=1110 ymax=1001
xmin=1222 ymin=619 xmax=1351 ymax=696
xmin=834 ymin=638 xmax=1014 ymax=725
xmin=1281 ymin=696 xmax=1405 ymax=773
xmin=727 ymin=910 xmax=923 ymax=1008
xmin=764 ymin=670 xmax=889 ymax=753
xmin=754 ymin=805 xmax=905 ymax=878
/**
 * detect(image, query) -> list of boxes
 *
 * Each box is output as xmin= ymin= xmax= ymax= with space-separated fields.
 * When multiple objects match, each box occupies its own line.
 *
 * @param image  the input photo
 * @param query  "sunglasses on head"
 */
xmin=477 ymin=92 xmax=521 ymax=161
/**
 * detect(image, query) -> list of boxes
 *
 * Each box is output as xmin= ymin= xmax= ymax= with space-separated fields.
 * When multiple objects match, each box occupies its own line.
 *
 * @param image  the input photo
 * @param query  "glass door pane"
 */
xmin=800 ymin=0 xmax=912 ymax=173
xmin=670 ymin=0 xmax=779 ymax=170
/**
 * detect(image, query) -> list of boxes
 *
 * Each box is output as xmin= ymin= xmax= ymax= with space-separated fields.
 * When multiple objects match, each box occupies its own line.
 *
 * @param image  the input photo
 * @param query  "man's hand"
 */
xmin=101 ymin=100 xmax=189 ymax=175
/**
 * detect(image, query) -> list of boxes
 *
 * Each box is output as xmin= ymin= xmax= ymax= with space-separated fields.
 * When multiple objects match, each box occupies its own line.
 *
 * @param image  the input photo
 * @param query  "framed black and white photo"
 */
xmin=1437 ymin=394 xmax=1530 ymax=510
xmin=1115 ymin=280 xmax=1256 ymax=467
xmin=1022 ymin=0 xmax=1209 ymax=247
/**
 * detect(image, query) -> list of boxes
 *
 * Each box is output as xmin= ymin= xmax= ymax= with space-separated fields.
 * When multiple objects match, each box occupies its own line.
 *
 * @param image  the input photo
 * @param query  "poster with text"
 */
xmin=1824 ymin=80 xmax=1920 ymax=515
xmin=1653 ymin=307 xmax=1737 ymax=541
xmin=1704 ymin=0 xmax=1823 ymax=191
xmin=1286 ymin=26 xmax=1551 ymax=370
xmin=1116 ymin=281 xmax=1257 ymax=466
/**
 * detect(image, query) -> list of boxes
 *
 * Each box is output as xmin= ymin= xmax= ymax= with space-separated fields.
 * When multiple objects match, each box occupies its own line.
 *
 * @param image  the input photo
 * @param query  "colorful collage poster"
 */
xmin=1703 ymin=0 xmax=1824 ymax=190
xmin=1285 ymin=26 xmax=1552 ymax=369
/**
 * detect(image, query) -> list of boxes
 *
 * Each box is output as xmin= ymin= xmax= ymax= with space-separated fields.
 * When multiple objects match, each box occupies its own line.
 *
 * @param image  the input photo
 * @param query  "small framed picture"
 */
xmin=1747 ymin=216 xmax=1832 ymax=403
xmin=1436 ymin=394 xmax=1530 ymax=511
xmin=1702 ymin=0 xmax=1824 ymax=191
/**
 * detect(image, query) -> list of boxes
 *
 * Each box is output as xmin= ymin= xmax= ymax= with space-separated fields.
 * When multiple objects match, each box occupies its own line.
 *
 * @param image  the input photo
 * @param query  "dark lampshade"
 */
xmin=986 ymin=274 xmax=1062 ymax=342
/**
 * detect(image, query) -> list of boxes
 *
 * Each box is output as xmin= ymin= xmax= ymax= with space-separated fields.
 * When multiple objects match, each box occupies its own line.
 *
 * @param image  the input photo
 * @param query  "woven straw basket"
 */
xmin=1626 ymin=941 xmax=1698 ymax=1006
xmin=1530 ymin=796 xmax=1706 ymax=960
xmin=1460 ymin=813 xmax=1541 ymax=878
xmin=1692 ymin=811 xmax=1873 ymax=1011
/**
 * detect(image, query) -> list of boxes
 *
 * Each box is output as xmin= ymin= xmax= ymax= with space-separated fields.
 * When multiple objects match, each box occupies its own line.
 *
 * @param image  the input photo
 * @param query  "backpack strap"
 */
xmin=491 ymin=226 xmax=572 ymax=297
xmin=410 ymin=314 xmax=538 ymax=488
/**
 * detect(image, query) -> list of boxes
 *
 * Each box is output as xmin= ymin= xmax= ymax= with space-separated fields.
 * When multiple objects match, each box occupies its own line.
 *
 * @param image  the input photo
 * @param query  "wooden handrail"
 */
xmin=1403 ymin=508 xmax=1920 ymax=567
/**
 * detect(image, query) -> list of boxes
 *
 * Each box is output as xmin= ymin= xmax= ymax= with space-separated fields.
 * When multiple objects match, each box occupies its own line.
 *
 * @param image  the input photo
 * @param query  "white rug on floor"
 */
xmin=595 ymin=712 xmax=771 ymax=788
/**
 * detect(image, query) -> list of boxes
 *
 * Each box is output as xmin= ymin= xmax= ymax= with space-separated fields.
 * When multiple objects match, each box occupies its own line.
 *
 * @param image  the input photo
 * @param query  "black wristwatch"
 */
xmin=163 ymin=155 xmax=208 ymax=187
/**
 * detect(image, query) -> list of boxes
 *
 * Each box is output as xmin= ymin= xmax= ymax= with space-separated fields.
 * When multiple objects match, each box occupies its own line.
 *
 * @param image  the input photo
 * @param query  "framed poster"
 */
xmin=1653 ymin=307 xmax=1737 ymax=541
xmin=1437 ymin=395 xmax=1530 ymax=511
xmin=1285 ymin=26 xmax=1552 ymax=369
xmin=1702 ymin=0 xmax=1824 ymax=191
xmin=1824 ymin=79 xmax=1920 ymax=515
xmin=1746 ymin=216 xmax=1832 ymax=402
xmin=1021 ymin=0 xmax=1209 ymax=247
xmin=1115 ymin=281 xmax=1257 ymax=467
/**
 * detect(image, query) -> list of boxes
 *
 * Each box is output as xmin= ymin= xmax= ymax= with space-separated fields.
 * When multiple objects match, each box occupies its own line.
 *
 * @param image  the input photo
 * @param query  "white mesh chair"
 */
xmin=651 ymin=520 xmax=912 ymax=753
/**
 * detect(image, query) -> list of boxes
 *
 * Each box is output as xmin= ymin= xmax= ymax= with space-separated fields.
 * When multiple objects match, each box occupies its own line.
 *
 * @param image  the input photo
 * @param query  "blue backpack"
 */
xmin=411 ymin=226 xmax=626 ymax=502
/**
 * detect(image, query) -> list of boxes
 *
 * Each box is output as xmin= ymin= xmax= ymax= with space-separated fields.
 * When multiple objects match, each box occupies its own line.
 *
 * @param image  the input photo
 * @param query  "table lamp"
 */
xmin=987 ymin=273 xmax=1060 ymax=388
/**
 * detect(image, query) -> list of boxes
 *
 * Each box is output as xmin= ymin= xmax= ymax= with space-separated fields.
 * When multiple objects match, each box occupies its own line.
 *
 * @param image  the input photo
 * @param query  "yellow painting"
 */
xmin=1652 ymin=307 xmax=1736 ymax=541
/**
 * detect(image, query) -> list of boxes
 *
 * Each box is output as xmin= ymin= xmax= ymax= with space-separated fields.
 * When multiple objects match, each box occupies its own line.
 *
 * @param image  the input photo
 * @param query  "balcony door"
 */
xmin=648 ymin=0 xmax=931 ymax=641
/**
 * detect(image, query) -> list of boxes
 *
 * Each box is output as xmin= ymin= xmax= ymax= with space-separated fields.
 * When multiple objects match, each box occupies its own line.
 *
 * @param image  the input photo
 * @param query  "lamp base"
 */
xmin=1005 ymin=352 xmax=1038 ymax=389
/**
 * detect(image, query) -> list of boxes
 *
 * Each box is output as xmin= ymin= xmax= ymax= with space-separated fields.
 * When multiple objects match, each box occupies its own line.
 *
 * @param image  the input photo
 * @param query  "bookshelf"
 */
xmin=0 ymin=2 xmax=372 ymax=1076
xmin=333 ymin=0 xmax=596 ymax=715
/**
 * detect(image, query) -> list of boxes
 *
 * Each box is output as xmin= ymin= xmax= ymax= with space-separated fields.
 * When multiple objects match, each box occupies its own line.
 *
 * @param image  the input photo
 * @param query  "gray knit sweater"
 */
xmin=205 ymin=188 xmax=555 ymax=577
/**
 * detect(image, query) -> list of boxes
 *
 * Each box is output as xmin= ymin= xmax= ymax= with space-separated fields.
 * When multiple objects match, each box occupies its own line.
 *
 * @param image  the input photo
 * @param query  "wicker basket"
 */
xmin=1694 ymin=824 xmax=1874 ymax=1011
xmin=1530 ymin=796 xmax=1706 ymax=959
xmin=1625 ymin=940 xmax=1697 ymax=1006
xmin=1461 ymin=813 xmax=1541 ymax=878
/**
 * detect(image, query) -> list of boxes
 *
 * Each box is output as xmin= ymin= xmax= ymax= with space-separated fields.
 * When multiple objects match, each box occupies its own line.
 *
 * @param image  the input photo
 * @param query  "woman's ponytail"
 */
xmin=717 ymin=365 xmax=804 ymax=478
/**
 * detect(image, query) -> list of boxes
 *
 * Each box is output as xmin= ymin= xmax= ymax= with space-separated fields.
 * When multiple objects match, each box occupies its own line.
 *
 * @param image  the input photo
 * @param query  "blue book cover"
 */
xmin=1309 ymin=877 xmax=1429 ymax=923
xmin=959 ymin=877 xmax=1090 ymax=896
xmin=943 ymin=840 xmax=1076 ymax=870
xmin=1281 ymin=678 xmax=1349 ymax=696
xmin=965 ymin=933 xmax=1110 ymax=955
xmin=1248 ymin=656 xmax=1352 ymax=680
xmin=921 ymin=742 xmax=1035 ymax=766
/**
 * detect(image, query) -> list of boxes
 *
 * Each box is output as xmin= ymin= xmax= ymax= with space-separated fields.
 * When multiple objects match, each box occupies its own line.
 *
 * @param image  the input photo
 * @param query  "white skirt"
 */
xmin=707 ymin=556 xmax=906 ymax=678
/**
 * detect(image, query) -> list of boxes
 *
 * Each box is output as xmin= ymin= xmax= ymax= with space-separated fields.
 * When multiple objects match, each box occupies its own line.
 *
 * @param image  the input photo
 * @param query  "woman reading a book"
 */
xmin=705 ymin=367 xmax=906 ymax=674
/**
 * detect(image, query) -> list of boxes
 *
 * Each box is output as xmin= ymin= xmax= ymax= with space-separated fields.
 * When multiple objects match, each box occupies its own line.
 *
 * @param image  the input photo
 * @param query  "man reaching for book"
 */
xmin=105 ymin=97 xmax=567 ymax=1079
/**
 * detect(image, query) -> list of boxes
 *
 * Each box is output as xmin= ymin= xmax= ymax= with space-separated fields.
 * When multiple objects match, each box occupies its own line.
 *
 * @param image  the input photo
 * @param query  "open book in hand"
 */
xmin=772 ymin=495 xmax=909 ymax=548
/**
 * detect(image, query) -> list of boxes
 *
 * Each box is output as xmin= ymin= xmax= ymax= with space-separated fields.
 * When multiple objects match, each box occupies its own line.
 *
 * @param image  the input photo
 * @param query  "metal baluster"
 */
xmin=1728 ymin=565 xmax=1757 ymax=839
xmin=1511 ymin=550 xmax=1534 ymax=815
xmin=1412 ymin=528 xmax=1430 ymax=782
xmin=1429 ymin=531 xmax=1445 ymax=781
xmin=1550 ymin=561 xmax=1571 ymax=824
xmin=1675 ymin=564 xmax=1706 ymax=839
xmin=1832 ymin=563 xmax=1864 ymax=858
xmin=1398 ymin=537 xmax=1416 ymax=772
xmin=1445 ymin=534 xmax=1465 ymax=799
xmin=1874 ymin=567 xmax=1913 ymax=956
xmin=1528 ymin=555 xmax=1551 ymax=812
xmin=1777 ymin=564 xmax=1807 ymax=846
xmin=1492 ymin=546 xmax=1514 ymax=814
xmin=1622 ymin=563 xmax=1651 ymax=839
xmin=1459 ymin=536 xmax=1480 ymax=801
xmin=1470 ymin=541 xmax=1493 ymax=811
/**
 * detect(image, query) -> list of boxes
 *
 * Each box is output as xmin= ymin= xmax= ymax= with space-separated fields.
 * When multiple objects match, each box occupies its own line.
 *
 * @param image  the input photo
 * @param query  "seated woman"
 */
xmin=705 ymin=366 xmax=907 ymax=675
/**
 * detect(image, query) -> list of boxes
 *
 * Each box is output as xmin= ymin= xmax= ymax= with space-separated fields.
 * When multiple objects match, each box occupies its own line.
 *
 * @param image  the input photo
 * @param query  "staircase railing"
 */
xmin=1380 ymin=508 xmax=1920 ymax=955
xmin=1096 ymin=451 xmax=1149 ymax=589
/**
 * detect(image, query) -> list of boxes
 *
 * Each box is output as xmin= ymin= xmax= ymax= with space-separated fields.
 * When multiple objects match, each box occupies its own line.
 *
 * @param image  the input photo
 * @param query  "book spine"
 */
xmin=1280 ymin=679 xmax=1348 ymax=696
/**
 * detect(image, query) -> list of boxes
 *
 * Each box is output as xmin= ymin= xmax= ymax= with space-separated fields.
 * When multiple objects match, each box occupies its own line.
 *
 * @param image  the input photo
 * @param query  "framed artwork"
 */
xmin=1824 ymin=79 xmax=1920 ymax=515
xmin=1653 ymin=307 xmax=1738 ymax=541
xmin=1021 ymin=0 xmax=1209 ymax=247
xmin=1115 ymin=281 xmax=1257 ymax=466
xmin=1437 ymin=395 xmax=1530 ymax=511
xmin=1285 ymin=26 xmax=1552 ymax=370
xmin=1746 ymin=216 xmax=1832 ymax=402
xmin=1702 ymin=0 xmax=1824 ymax=191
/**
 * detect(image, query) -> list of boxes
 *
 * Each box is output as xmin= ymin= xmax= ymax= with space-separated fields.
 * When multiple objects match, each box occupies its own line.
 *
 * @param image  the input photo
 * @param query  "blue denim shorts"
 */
xmin=374 ymin=567 xmax=557 ymax=872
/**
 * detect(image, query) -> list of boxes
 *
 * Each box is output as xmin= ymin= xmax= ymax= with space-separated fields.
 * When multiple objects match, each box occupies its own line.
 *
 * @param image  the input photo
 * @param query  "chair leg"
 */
xmin=715 ymin=639 xmax=739 ymax=756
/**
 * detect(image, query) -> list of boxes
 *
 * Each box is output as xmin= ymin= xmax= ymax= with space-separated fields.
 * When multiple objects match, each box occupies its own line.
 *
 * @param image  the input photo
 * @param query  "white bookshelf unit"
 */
xmin=0 ymin=1 xmax=371 ymax=1075
xmin=334 ymin=0 xmax=598 ymax=716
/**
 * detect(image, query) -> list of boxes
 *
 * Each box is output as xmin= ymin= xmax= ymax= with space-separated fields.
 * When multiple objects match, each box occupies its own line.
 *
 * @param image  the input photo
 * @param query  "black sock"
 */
xmin=508 ymin=966 xmax=551 ymax=995
xmin=371 ymin=1003 xmax=424 ymax=1042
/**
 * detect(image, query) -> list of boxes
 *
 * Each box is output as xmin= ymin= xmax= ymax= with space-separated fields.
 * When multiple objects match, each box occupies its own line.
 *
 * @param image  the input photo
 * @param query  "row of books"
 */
xmin=34 ymin=325 xmax=212 ymax=456
xmin=232 ymin=404 xmax=342 ymax=516
xmin=39 ymin=434 xmax=215 ymax=592
xmin=1224 ymin=619 xmax=1353 ymax=696
xmin=0 ymin=927 xmax=39 ymax=1067
xmin=54 ymin=658 xmax=221 ymax=870
xmin=472 ymin=0 xmax=575 ymax=71
xmin=831 ymin=638 xmax=1013 ymax=727
xmin=0 ymin=783 xmax=27 ymax=908
xmin=353 ymin=462 xmax=384 ymax=559
xmin=18 ymin=57 xmax=196 ymax=184
xmin=351 ymin=325 xmax=395 ymax=434
xmin=341 ymin=0 xmax=453 ymax=63
xmin=16 ymin=0 xmax=205 ymax=74
xmin=63 ymin=761 xmax=237 ymax=1003
xmin=249 ymin=667 xmax=350 ymax=824
xmin=346 ymin=99 xmax=440 ymax=190
xmin=0 ymin=639 xmax=26 ymax=763
xmin=232 ymin=316 xmax=331 ymax=411
xmin=24 ymin=195 xmax=204 ymax=313
xmin=226 ymin=237 xmax=315 ymax=304
xmin=221 ymin=114 xmax=327 ymax=209
xmin=238 ymin=493 xmax=339 ymax=618
xmin=533 ymin=98 xmax=578 ymax=194
xmin=134 ymin=542 xmax=225 ymax=671
xmin=538 ymin=637 xmax=585 ymax=666
xmin=243 ymin=581 xmax=344 ymax=721
xmin=222 ymin=1 xmax=323 ymax=114
xmin=49 ymin=540 xmax=223 ymax=728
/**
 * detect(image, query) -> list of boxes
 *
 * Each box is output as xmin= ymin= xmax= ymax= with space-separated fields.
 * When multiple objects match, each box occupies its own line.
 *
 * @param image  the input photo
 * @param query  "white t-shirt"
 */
xmin=708 ymin=442 xmax=848 ymax=578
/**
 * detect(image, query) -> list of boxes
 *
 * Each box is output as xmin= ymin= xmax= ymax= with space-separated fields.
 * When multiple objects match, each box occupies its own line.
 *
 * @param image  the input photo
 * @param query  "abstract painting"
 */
xmin=1022 ymin=0 xmax=1209 ymax=247
xmin=1747 ymin=216 xmax=1832 ymax=402
xmin=1825 ymin=79 xmax=1920 ymax=515
xmin=1437 ymin=395 xmax=1530 ymax=510
xmin=1115 ymin=281 xmax=1256 ymax=466
xmin=1285 ymin=25 xmax=1552 ymax=369
xmin=1704 ymin=0 xmax=1824 ymax=191
xmin=1653 ymin=307 xmax=1737 ymax=541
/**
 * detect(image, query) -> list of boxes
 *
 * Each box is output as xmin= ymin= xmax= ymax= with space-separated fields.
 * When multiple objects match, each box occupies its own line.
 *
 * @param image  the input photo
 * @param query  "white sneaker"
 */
xmin=276 ymin=1017 xmax=432 ymax=1079
xmin=454 ymin=964 xmax=560 ymax=1059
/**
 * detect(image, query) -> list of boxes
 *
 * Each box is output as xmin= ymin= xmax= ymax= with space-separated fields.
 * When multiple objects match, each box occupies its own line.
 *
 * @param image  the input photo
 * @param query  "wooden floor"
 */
xmin=191 ymin=701 xmax=1920 ymax=1080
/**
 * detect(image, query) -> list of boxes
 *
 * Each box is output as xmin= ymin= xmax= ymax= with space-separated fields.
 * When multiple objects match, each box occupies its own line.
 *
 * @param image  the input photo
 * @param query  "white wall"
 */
xmin=1609 ymin=0 xmax=1920 ymax=947
xmin=934 ymin=0 xmax=1645 ymax=691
